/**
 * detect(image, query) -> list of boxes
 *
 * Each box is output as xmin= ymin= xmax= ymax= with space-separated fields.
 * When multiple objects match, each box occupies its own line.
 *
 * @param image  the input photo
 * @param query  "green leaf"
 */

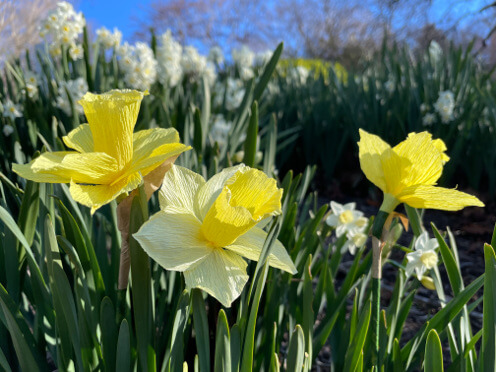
xmin=432 ymin=223 xmax=463 ymax=295
xmin=424 ymin=330 xmax=444 ymax=372
xmin=392 ymin=338 xmax=404 ymax=372
xmin=115 ymin=319 xmax=131 ymax=372
xmin=482 ymin=243 xmax=496 ymax=371
xmin=253 ymin=42 xmax=283 ymax=102
xmin=56 ymin=200 xmax=105 ymax=293
xmin=402 ymin=274 xmax=484 ymax=368
xmin=214 ymin=309 xmax=231 ymax=372
xmin=286 ymin=325 xmax=305 ymax=372
xmin=100 ymin=297 xmax=117 ymax=372
xmin=17 ymin=180 xmax=39 ymax=246
xmin=0 ymin=283 xmax=49 ymax=372
xmin=230 ymin=324 xmax=241 ymax=372
xmin=168 ymin=290 xmax=191 ymax=372
xmin=192 ymin=289 xmax=210 ymax=372
xmin=242 ymin=101 xmax=258 ymax=167
xmin=343 ymin=302 xmax=371 ymax=372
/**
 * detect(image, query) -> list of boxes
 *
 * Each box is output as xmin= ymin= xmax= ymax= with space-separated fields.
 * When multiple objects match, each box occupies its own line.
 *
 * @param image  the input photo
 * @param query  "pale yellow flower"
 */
xmin=358 ymin=129 xmax=484 ymax=212
xmin=134 ymin=165 xmax=297 ymax=307
xmin=13 ymin=89 xmax=190 ymax=213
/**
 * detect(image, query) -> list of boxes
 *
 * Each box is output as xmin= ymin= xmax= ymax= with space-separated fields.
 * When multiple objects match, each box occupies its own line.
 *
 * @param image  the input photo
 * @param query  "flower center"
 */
xmin=420 ymin=251 xmax=438 ymax=269
xmin=338 ymin=210 xmax=354 ymax=224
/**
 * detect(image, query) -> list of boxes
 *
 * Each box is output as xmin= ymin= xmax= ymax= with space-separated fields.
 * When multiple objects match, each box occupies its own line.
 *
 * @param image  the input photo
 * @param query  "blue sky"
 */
xmin=74 ymin=0 xmax=491 ymax=44
xmin=75 ymin=0 xmax=153 ymax=41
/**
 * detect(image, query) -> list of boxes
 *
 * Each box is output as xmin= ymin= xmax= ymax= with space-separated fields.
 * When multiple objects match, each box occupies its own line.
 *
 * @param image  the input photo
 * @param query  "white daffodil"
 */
xmin=326 ymin=201 xmax=368 ymax=238
xmin=405 ymin=231 xmax=439 ymax=280
xmin=2 ymin=100 xmax=22 ymax=120
xmin=134 ymin=165 xmax=296 ymax=307
xmin=341 ymin=228 xmax=368 ymax=255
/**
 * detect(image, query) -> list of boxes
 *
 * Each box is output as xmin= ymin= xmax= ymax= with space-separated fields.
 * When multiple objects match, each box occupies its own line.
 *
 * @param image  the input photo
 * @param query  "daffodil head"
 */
xmin=134 ymin=164 xmax=296 ymax=307
xmin=12 ymin=89 xmax=190 ymax=213
xmin=358 ymin=129 xmax=484 ymax=212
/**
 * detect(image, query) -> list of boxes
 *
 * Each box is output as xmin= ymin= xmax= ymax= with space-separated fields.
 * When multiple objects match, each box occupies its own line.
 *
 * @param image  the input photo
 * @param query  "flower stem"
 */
xmin=371 ymin=236 xmax=382 ymax=370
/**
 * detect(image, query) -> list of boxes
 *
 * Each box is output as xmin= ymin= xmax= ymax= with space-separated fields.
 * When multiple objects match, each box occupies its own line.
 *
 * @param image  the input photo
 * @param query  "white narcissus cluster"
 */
xmin=208 ymin=46 xmax=224 ymax=65
xmin=156 ymin=30 xmax=183 ymax=88
xmin=56 ymin=78 xmax=88 ymax=115
xmin=117 ymin=42 xmax=157 ymax=91
xmin=24 ymin=71 xmax=39 ymax=99
xmin=326 ymin=201 xmax=369 ymax=255
xmin=2 ymin=100 xmax=22 ymax=120
xmin=96 ymin=27 xmax=122 ymax=49
xmin=232 ymin=45 xmax=255 ymax=80
xmin=39 ymin=1 xmax=85 ymax=61
xmin=434 ymin=90 xmax=455 ymax=124
xmin=428 ymin=40 xmax=443 ymax=63
xmin=288 ymin=66 xmax=310 ymax=85
xmin=214 ymin=77 xmax=245 ymax=111
xmin=210 ymin=114 xmax=232 ymax=147
xmin=422 ymin=113 xmax=436 ymax=126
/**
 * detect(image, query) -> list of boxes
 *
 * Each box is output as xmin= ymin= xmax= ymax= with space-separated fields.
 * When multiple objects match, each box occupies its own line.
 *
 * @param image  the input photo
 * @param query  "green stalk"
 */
xmin=370 ymin=206 xmax=393 ymax=370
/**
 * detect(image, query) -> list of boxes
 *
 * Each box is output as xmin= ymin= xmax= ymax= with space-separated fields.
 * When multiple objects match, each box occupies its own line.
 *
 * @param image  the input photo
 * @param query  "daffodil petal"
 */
xmin=79 ymin=90 xmax=146 ymax=167
xmin=69 ymin=172 xmax=142 ymax=213
xmin=133 ymin=207 xmax=212 ymax=271
xmin=59 ymin=152 xmax=119 ymax=184
xmin=133 ymin=128 xmax=180 ymax=162
xmin=13 ymin=163 xmax=70 ymax=183
xmin=393 ymin=132 xmax=443 ymax=187
xmin=129 ymin=143 xmax=191 ymax=177
xmin=432 ymin=138 xmax=450 ymax=163
xmin=358 ymin=129 xmax=389 ymax=191
xmin=396 ymin=184 xmax=485 ymax=211
xmin=63 ymin=124 xmax=94 ymax=152
xmin=226 ymin=227 xmax=297 ymax=274
xmin=158 ymin=165 xmax=205 ymax=217
xmin=13 ymin=151 xmax=118 ymax=184
xmin=195 ymin=164 xmax=245 ymax=219
xmin=183 ymin=248 xmax=248 ymax=307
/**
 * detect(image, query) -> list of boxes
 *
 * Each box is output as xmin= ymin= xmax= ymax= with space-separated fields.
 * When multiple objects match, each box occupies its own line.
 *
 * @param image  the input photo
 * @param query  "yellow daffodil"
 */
xmin=134 ymin=164 xmax=297 ymax=307
xmin=358 ymin=129 xmax=484 ymax=212
xmin=12 ymin=89 xmax=190 ymax=213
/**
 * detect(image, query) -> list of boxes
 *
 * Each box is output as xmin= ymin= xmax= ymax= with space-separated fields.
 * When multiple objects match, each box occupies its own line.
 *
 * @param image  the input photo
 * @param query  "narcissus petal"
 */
xmin=13 ymin=151 xmax=119 ymax=184
xmin=69 ymin=172 xmax=142 ymax=213
xmin=358 ymin=129 xmax=389 ymax=191
xmin=63 ymin=124 xmax=94 ymax=152
xmin=158 ymin=165 xmax=205 ymax=217
xmin=396 ymin=184 xmax=484 ymax=211
xmin=393 ymin=132 xmax=443 ymax=187
xmin=226 ymin=227 xmax=297 ymax=274
xmin=129 ymin=143 xmax=190 ymax=177
xmin=183 ymin=248 xmax=249 ymax=307
xmin=133 ymin=207 xmax=212 ymax=271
